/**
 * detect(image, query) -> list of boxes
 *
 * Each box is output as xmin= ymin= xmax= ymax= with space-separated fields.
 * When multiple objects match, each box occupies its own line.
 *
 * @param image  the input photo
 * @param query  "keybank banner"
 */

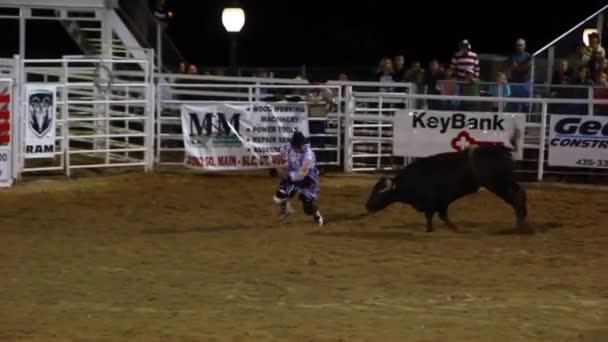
xmin=548 ymin=114 xmax=608 ymax=168
xmin=180 ymin=103 xmax=309 ymax=171
xmin=393 ymin=110 xmax=525 ymax=159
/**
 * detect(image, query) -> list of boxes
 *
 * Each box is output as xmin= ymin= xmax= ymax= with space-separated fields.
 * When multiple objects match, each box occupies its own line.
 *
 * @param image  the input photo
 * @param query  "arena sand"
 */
xmin=0 ymin=171 xmax=607 ymax=341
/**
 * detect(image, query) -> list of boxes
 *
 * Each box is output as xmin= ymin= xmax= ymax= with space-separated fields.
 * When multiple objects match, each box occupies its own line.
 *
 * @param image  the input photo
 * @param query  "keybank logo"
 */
xmin=188 ymin=112 xmax=242 ymax=147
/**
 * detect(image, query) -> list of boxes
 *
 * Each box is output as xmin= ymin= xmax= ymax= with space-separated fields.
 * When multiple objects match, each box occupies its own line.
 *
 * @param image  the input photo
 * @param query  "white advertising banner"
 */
xmin=393 ymin=110 xmax=526 ymax=159
xmin=0 ymin=146 xmax=10 ymax=187
xmin=24 ymin=84 xmax=56 ymax=159
xmin=548 ymin=115 xmax=608 ymax=168
xmin=181 ymin=102 xmax=310 ymax=171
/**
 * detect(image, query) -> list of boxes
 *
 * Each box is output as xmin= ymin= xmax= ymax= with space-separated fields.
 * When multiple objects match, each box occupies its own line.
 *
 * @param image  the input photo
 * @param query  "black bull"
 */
xmin=365 ymin=130 xmax=531 ymax=234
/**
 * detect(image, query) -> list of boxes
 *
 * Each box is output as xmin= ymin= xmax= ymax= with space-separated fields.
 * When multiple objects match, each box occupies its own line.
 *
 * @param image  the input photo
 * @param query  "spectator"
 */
xmin=550 ymin=59 xmax=574 ymax=114
xmin=450 ymin=39 xmax=480 ymax=80
xmin=179 ymin=62 xmax=187 ymax=74
xmin=598 ymin=72 xmax=608 ymax=87
xmin=571 ymin=66 xmax=594 ymax=115
xmin=337 ymin=72 xmax=349 ymax=110
xmin=405 ymin=61 xmax=425 ymax=84
xmin=392 ymin=54 xmax=406 ymax=82
xmin=552 ymin=59 xmax=573 ymax=87
xmin=436 ymin=66 xmax=460 ymax=110
xmin=423 ymin=60 xmax=443 ymax=110
xmin=568 ymin=43 xmax=591 ymax=74
xmin=584 ymin=32 xmax=606 ymax=60
xmin=187 ymin=64 xmax=198 ymax=75
xmin=376 ymin=57 xmax=394 ymax=92
xmin=588 ymin=49 xmax=606 ymax=83
xmin=594 ymin=73 xmax=608 ymax=115
xmin=488 ymin=72 xmax=511 ymax=112
xmin=460 ymin=69 xmax=481 ymax=111
xmin=212 ymin=67 xmax=226 ymax=76
xmin=507 ymin=38 xmax=532 ymax=113
xmin=404 ymin=61 xmax=426 ymax=108
xmin=255 ymin=68 xmax=271 ymax=98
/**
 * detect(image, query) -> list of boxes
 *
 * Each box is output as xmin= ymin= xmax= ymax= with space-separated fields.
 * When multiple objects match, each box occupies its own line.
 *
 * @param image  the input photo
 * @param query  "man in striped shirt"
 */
xmin=450 ymin=39 xmax=480 ymax=80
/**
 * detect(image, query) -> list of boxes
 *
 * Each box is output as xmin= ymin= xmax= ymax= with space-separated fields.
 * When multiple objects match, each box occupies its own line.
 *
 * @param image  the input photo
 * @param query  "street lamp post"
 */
xmin=222 ymin=7 xmax=245 ymax=76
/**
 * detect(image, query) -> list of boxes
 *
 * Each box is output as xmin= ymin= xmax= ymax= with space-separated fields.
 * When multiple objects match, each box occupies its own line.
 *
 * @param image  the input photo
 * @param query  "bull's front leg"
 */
xmin=424 ymin=211 xmax=434 ymax=232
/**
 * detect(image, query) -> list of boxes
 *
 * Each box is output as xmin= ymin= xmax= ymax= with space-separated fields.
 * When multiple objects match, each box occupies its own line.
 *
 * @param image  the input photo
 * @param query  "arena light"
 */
xmin=222 ymin=7 xmax=245 ymax=33
xmin=583 ymin=28 xmax=598 ymax=46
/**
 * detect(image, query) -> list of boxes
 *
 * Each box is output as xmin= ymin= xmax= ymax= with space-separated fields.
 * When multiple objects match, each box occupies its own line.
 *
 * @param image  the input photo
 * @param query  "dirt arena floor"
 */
xmin=1 ymin=169 xmax=607 ymax=341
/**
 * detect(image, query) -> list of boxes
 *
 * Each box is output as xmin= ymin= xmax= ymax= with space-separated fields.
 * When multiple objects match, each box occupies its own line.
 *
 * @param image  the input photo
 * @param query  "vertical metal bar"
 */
xmin=19 ymin=8 xmax=26 ymax=60
xmin=377 ymin=96 xmax=382 ymax=170
xmin=145 ymin=55 xmax=155 ymax=171
xmin=336 ymin=85 xmax=342 ymax=167
xmin=343 ymin=86 xmax=353 ymax=172
xmin=104 ymin=76 xmax=110 ymax=166
xmin=537 ymin=101 xmax=548 ymax=181
xmin=11 ymin=55 xmax=20 ymax=181
xmin=547 ymin=47 xmax=555 ymax=86
xmin=63 ymin=60 xmax=70 ymax=177
xmin=18 ymin=56 xmax=25 ymax=178
xmin=101 ymin=7 xmax=113 ymax=58
xmin=155 ymin=78 xmax=162 ymax=164
xmin=125 ymin=84 xmax=130 ymax=162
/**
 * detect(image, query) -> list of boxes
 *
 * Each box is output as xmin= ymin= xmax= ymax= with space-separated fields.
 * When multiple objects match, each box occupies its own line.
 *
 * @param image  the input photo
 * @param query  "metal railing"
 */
xmin=341 ymin=89 xmax=608 ymax=180
xmin=17 ymin=55 xmax=155 ymax=177
xmin=156 ymin=81 xmax=343 ymax=167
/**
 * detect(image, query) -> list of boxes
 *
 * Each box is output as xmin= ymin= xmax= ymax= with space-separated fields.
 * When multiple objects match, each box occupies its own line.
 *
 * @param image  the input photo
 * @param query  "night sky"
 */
xmin=165 ymin=0 xmax=608 ymax=68
xmin=0 ymin=0 xmax=606 ymax=71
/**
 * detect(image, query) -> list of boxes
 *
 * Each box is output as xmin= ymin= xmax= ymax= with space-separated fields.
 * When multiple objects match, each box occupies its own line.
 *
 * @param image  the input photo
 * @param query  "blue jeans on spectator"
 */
xmin=510 ymin=83 xmax=532 ymax=113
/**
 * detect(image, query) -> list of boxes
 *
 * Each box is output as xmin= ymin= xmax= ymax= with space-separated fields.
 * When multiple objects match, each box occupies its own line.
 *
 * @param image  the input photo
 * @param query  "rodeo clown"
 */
xmin=273 ymin=130 xmax=323 ymax=226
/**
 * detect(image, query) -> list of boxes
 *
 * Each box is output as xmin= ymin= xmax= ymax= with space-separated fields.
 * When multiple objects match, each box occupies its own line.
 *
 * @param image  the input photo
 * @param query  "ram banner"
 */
xmin=548 ymin=115 xmax=608 ymax=168
xmin=181 ymin=103 xmax=309 ymax=171
xmin=392 ymin=110 xmax=526 ymax=159
xmin=24 ymin=84 xmax=57 ymax=159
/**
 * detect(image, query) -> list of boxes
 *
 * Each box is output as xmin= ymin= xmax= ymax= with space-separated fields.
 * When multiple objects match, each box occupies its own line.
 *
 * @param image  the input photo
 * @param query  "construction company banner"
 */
xmin=393 ymin=110 xmax=526 ymax=159
xmin=548 ymin=115 xmax=608 ymax=168
xmin=24 ymin=84 xmax=57 ymax=159
xmin=180 ymin=103 xmax=309 ymax=171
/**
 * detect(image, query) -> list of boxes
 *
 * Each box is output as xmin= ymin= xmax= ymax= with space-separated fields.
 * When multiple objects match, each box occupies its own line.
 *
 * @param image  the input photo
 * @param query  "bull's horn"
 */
xmin=381 ymin=178 xmax=393 ymax=192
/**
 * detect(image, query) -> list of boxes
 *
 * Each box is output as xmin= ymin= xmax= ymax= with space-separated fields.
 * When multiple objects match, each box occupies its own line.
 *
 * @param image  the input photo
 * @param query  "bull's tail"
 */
xmin=508 ymin=126 xmax=521 ymax=153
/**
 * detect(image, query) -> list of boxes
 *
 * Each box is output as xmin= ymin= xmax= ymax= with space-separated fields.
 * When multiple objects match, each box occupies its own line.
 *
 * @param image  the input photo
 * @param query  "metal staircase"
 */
xmin=0 ymin=0 xmax=184 ymax=72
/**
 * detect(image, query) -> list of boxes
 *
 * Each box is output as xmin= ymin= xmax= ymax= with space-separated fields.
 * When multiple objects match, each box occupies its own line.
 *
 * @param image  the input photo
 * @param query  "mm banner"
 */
xmin=548 ymin=115 xmax=608 ymax=168
xmin=181 ymin=103 xmax=309 ymax=171
xmin=393 ymin=110 xmax=526 ymax=159
xmin=24 ymin=84 xmax=56 ymax=159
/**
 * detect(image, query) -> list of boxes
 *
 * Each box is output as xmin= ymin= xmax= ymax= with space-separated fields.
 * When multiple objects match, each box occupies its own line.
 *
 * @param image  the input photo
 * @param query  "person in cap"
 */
xmin=273 ymin=130 xmax=323 ymax=225
xmin=450 ymin=39 xmax=480 ymax=80
xmin=508 ymin=38 xmax=532 ymax=113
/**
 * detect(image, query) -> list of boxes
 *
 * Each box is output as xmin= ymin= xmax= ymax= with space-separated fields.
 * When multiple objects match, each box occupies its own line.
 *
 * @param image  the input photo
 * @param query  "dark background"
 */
xmin=165 ymin=0 xmax=608 ymax=67
xmin=2 ymin=0 xmax=607 ymax=69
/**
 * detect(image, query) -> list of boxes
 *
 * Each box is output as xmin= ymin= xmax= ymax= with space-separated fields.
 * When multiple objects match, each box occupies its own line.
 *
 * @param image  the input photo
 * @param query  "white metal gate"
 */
xmin=341 ymin=81 xmax=415 ymax=171
xmin=18 ymin=56 xmax=154 ymax=177
xmin=156 ymin=75 xmax=343 ymax=167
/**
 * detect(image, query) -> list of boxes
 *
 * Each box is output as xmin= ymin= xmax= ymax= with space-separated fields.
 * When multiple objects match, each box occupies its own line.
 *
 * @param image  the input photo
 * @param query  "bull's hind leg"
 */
xmin=486 ymin=180 xmax=532 ymax=234
xmin=438 ymin=206 xmax=461 ymax=232
xmin=424 ymin=211 xmax=434 ymax=232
